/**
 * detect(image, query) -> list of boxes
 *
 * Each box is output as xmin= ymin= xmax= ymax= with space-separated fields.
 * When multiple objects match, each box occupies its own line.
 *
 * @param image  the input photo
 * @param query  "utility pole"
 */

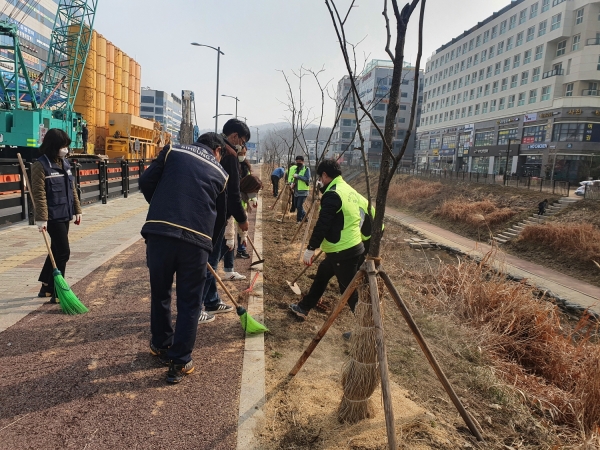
xmin=253 ymin=126 xmax=260 ymax=163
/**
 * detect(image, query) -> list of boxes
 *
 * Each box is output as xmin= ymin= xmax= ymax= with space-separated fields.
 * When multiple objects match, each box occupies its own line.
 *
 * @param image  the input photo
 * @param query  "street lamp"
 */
xmin=253 ymin=126 xmax=260 ymax=162
xmin=212 ymin=113 xmax=232 ymax=119
xmin=221 ymin=94 xmax=239 ymax=118
xmin=191 ymin=42 xmax=224 ymax=133
xmin=504 ymin=138 xmax=520 ymax=185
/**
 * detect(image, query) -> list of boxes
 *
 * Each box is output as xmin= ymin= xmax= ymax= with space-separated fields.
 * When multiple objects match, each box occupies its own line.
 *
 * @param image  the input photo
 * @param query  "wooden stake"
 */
xmin=298 ymin=197 xmax=319 ymax=259
xmin=289 ymin=269 xmax=365 ymax=377
xmin=365 ymin=260 xmax=397 ymax=450
xmin=379 ymin=270 xmax=484 ymax=442
xmin=289 ymin=196 xmax=316 ymax=244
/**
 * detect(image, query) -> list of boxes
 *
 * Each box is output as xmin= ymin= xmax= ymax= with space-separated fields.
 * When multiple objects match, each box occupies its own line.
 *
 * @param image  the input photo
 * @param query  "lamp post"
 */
xmin=253 ymin=126 xmax=260 ymax=162
xmin=212 ymin=113 xmax=232 ymax=119
xmin=221 ymin=94 xmax=239 ymax=118
xmin=191 ymin=42 xmax=224 ymax=133
xmin=504 ymin=138 xmax=520 ymax=185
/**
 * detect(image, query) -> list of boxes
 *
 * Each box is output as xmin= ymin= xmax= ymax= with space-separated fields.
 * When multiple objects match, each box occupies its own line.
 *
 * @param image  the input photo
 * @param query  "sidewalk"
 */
xmin=0 ymin=193 xmax=149 ymax=332
xmin=386 ymin=207 xmax=600 ymax=314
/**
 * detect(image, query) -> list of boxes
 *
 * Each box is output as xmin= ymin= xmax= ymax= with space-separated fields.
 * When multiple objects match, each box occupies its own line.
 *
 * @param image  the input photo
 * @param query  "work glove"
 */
xmin=303 ymin=249 xmax=315 ymax=266
xmin=36 ymin=221 xmax=47 ymax=232
xmin=226 ymin=239 xmax=235 ymax=251
xmin=250 ymin=198 xmax=258 ymax=208
xmin=74 ymin=214 xmax=82 ymax=225
xmin=293 ymin=174 xmax=299 ymax=179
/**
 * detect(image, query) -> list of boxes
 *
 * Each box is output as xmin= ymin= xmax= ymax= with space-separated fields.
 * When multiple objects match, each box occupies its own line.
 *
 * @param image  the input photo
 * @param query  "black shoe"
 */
xmin=289 ymin=303 xmax=308 ymax=320
xmin=38 ymin=284 xmax=52 ymax=298
xmin=166 ymin=360 xmax=195 ymax=384
xmin=150 ymin=341 xmax=170 ymax=366
xmin=236 ymin=251 xmax=250 ymax=259
xmin=49 ymin=295 xmax=59 ymax=304
xmin=342 ymin=331 xmax=352 ymax=341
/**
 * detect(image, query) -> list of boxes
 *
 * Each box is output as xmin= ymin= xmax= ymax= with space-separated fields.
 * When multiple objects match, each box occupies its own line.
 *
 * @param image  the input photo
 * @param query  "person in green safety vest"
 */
xmin=287 ymin=155 xmax=311 ymax=223
xmin=289 ymin=159 xmax=365 ymax=321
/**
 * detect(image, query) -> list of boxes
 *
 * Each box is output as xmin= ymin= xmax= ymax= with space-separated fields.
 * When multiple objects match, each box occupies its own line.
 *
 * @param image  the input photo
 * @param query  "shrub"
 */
xmin=436 ymin=198 xmax=517 ymax=227
xmin=387 ymin=178 xmax=442 ymax=206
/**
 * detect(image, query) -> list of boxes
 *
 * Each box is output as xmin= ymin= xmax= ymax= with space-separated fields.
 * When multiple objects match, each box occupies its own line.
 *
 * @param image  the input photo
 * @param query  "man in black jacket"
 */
xmin=199 ymin=119 xmax=250 ymax=321
xmin=289 ymin=159 xmax=364 ymax=321
xmin=140 ymin=132 xmax=228 ymax=384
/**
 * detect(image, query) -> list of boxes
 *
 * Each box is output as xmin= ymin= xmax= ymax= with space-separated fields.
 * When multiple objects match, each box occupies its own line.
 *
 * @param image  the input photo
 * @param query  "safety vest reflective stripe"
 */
xmin=320 ymin=176 xmax=363 ymax=253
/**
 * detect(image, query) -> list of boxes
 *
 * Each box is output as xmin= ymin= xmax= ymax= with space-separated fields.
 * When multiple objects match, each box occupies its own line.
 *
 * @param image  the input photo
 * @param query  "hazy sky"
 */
xmin=95 ymin=0 xmax=509 ymax=131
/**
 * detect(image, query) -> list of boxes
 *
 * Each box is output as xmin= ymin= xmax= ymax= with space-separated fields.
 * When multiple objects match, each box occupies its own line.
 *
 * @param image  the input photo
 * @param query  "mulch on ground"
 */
xmin=0 ymin=218 xmax=256 ymax=450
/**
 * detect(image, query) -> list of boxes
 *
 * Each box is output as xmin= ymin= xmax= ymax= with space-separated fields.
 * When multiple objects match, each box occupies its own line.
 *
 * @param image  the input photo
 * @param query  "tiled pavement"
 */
xmin=0 ymin=193 xmax=148 ymax=332
xmin=386 ymin=207 xmax=600 ymax=314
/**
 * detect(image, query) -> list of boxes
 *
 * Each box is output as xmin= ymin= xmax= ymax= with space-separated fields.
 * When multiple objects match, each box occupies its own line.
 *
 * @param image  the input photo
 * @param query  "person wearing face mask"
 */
xmin=289 ymin=159 xmax=365 ymax=321
xmin=30 ymin=128 xmax=82 ymax=303
xmin=237 ymin=144 xmax=252 ymax=178
xmin=287 ymin=155 xmax=311 ymax=223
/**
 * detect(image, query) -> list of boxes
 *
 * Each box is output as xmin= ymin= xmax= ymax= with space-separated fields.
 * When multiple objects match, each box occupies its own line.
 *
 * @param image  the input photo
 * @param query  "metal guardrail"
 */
xmin=398 ymin=168 xmax=571 ymax=196
xmin=0 ymin=158 xmax=152 ymax=227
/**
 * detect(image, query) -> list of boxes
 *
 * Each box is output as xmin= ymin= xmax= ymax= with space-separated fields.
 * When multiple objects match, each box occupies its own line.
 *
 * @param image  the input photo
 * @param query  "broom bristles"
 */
xmin=53 ymin=269 xmax=88 ymax=315
xmin=239 ymin=311 xmax=269 ymax=334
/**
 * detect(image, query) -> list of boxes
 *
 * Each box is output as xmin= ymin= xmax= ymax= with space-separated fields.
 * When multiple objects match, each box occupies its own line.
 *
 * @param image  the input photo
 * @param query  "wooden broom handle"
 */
xmin=291 ymin=250 xmax=323 ymax=284
xmin=41 ymin=229 xmax=58 ymax=270
xmin=206 ymin=263 xmax=240 ymax=309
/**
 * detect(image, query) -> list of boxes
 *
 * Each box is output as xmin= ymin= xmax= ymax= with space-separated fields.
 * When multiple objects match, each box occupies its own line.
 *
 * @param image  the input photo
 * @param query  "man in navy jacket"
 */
xmin=140 ymin=132 xmax=228 ymax=384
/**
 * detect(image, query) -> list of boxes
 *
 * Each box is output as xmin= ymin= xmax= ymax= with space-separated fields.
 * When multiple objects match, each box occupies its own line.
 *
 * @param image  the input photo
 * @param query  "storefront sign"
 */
xmin=497 ymin=117 xmax=519 ymax=125
xmin=585 ymin=123 xmax=600 ymax=142
xmin=523 ymin=113 xmax=538 ymax=123
xmin=527 ymin=143 xmax=548 ymax=149
xmin=463 ymin=123 xmax=474 ymax=132
xmin=474 ymin=148 xmax=489 ymax=154
xmin=567 ymin=109 xmax=583 ymax=115
xmin=439 ymin=149 xmax=455 ymax=156
xmin=540 ymin=111 xmax=560 ymax=118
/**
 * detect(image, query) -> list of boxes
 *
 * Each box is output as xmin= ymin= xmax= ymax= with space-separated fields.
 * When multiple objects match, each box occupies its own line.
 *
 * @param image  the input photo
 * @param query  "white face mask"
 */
xmin=234 ymin=144 xmax=243 ymax=152
xmin=316 ymin=180 xmax=323 ymax=188
xmin=238 ymin=155 xmax=246 ymax=162
xmin=59 ymin=147 xmax=69 ymax=157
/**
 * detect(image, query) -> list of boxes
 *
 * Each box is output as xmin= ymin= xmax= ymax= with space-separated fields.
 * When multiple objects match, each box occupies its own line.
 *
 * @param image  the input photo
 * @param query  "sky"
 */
xmin=94 ymin=0 xmax=510 ymax=132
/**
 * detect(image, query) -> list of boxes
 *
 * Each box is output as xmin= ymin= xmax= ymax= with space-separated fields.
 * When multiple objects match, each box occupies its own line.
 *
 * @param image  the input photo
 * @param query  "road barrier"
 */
xmin=0 ymin=158 xmax=152 ymax=227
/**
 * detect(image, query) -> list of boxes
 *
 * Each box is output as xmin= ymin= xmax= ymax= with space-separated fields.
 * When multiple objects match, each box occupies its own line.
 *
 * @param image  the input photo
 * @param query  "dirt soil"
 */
xmin=256 ymin=188 xmax=570 ymax=449
xmin=0 ymin=218 xmax=258 ymax=449
xmin=353 ymin=174 xmax=600 ymax=287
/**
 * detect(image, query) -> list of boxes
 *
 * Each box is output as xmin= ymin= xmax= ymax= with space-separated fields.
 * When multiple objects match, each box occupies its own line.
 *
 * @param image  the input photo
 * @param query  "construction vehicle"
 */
xmin=105 ymin=113 xmax=157 ymax=160
xmin=0 ymin=0 xmax=98 ymax=161
xmin=179 ymin=90 xmax=199 ymax=145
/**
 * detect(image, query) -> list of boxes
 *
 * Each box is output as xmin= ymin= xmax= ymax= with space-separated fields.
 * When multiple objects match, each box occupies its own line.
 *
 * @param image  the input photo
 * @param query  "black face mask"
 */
xmin=296 ymin=162 xmax=303 ymax=168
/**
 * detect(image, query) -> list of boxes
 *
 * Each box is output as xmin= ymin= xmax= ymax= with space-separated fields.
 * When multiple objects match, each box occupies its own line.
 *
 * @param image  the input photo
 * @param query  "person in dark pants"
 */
xmin=31 ymin=128 xmax=82 ymax=303
xmin=287 ymin=155 xmax=311 ymax=223
xmin=271 ymin=166 xmax=285 ymax=197
xmin=538 ymin=199 xmax=548 ymax=216
xmin=140 ymin=132 xmax=228 ymax=384
xmin=81 ymin=123 xmax=88 ymax=153
xmin=289 ymin=159 xmax=364 ymax=320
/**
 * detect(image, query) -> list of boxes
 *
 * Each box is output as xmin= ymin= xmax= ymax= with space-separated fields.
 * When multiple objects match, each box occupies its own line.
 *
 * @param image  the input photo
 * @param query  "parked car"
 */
xmin=575 ymin=180 xmax=600 ymax=196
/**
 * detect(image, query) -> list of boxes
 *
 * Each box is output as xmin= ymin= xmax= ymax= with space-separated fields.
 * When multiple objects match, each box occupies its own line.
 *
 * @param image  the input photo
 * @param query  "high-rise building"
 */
xmin=331 ymin=60 xmax=423 ymax=167
xmin=140 ymin=88 xmax=183 ymax=143
xmin=417 ymin=0 xmax=600 ymax=182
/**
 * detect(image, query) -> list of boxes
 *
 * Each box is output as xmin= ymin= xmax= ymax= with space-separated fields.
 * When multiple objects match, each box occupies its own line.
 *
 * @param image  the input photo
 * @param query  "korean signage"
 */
xmin=539 ymin=111 xmax=560 ymax=119
xmin=584 ymin=123 xmax=600 ymax=142
xmin=523 ymin=113 xmax=537 ymax=123
xmin=497 ymin=117 xmax=520 ymax=125
xmin=474 ymin=148 xmax=489 ymax=154
xmin=527 ymin=143 xmax=548 ymax=149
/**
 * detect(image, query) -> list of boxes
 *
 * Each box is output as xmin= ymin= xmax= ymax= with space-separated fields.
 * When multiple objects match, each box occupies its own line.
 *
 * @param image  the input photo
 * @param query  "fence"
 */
xmin=584 ymin=184 xmax=600 ymax=200
xmin=398 ymin=168 xmax=571 ymax=197
xmin=0 ymin=158 xmax=151 ymax=227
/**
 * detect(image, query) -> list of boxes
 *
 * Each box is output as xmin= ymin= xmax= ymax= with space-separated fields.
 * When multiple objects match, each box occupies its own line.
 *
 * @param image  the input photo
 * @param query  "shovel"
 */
xmin=286 ymin=250 xmax=323 ymax=295
xmin=246 ymin=236 xmax=265 ymax=267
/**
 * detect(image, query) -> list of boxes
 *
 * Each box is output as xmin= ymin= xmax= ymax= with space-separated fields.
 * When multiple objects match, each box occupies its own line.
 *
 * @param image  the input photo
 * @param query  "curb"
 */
xmin=237 ymin=189 xmax=266 ymax=450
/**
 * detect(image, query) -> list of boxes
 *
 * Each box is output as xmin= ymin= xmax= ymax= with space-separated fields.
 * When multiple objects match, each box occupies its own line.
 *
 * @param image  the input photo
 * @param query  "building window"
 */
xmin=469 ymin=39 xmax=474 ymax=51
xmin=490 ymin=99 xmax=497 ymax=112
xmin=518 ymin=92 xmax=525 ymax=106
xmin=508 ymin=95 xmax=515 ymax=108
xmin=479 ymin=69 xmax=485 ymax=81
xmin=500 ymin=20 xmax=507 ymax=35
xmin=529 ymin=89 xmax=537 ymax=103
xmin=467 ymin=57 xmax=472 ymax=68
xmin=141 ymin=106 xmax=154 ymax=113
xmin=538 ymin=20 xmax=547 ymax=37
xmin=598 ymin=55 xmax=600 ymax=70
xmin=522 ymin=125 xmax=547 ymax=143
xmin=575 ymin=8 xmax=584 ymax=24
xmin=524 ymin=50 xmax=532 ymax=64
xmin=483 ymin=30 xmax=490 ymax=43
xmin=530 ymin=3 xmax=538 ymax=19
xmin=542 ymin=0 xmax=549 ymax=12
xmin=504 ymin=58 xmax=511 ymax=72
xmin=509 ymin=14 xmax=517 ymax=30
xmin=507 ymin=37 xmax=514 ymax=50
xmin=541 ymin=86 xmax=551 ymax=101
xmin=475 ymin=104 xmax=481 ymax=115
xmin=485 ymin=84 xmax=491 ymax=95
xmin=521 ymin=71 xmax=529 ymax=85
xmin=495 ymin=62 xmax=501 ymax=75
xmin=486 ymin=66 xmax=492 ymax=78
xmin=481 ymin=50 xmax=487 ymax=62
xmin=141 ymin=95 xmax=154 ymax=103
xmin=470 ymin=89 xmax=475 ymax=100
xmin=552 ymin=0 xmax=566 ymax=5
xmin=527 ymin=27 xmax=535 ymax=42
xmin=461 ymin=107 xmax=466 ymax=118
xmin=532 ymin=67 xmax=541 ymax=82
xmin=498 ymin=128 xmax=519 ymax=145
xmin=465 ymin=75 xmax=470 ymax=86
xmin=511 ymin=75 xmax=518 ymax=88
xmin=519 ymin=9 xmax=527 ymax=25
xmin=489 ymin=45 xmax=495 ymax=58
xmin=552 ymin=123 xmax=585 ymax=142
xmin=492 ymin=81 xmax=499 ymax=93
xmin=474 ymin=54 xmax=479 ymax=65
xmin=499 ymin=97 xmax=506 ymax=110
xmin=498 ymin=41 xmax=504 ymax=54
xmin=572 ymin=35 xmax=580 ymax=51
xmin=501 ymin=78 xmax=508 ymax=91
xmin=459 ymin=77 xmax=463 ymax=88
xmin=482 ymin=101 xmax=489 ymax=113
xmin=551 ymin=13 xmax=562 ymax=31
xmin=556 ymin=40 xmax=566 ymax=56
xmin=513 ymin=54 xmax=521 ymax=68
xmin=565 ymin=83 xmax=573 ymax=96
xmin=477 ymin=86 xmax=483 ymax=98
xmin=516 ymin=32 xmax=524 ymax=47
xmin=475 ymin=131 xmax=495 ymax=146
xmin=535 ymin=44 xmax=544 ymax=60
xmin=468 ymin=106 xmax=473 ymax=117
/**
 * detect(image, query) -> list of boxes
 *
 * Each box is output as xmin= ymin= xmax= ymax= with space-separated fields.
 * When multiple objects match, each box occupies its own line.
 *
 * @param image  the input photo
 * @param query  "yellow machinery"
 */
xmin=105 ymin=113 xmax=157 ymax=159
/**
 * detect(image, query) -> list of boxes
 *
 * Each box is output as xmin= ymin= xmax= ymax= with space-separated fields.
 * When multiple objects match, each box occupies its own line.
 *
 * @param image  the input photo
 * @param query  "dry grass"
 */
xmin=436 ymin=197 xmax=517 ymax=227
xmin=387 ymin=178 xmax=443 ymax=206
xmin=405 ymin=251 xmax=600 ymax=438
xmin=518 ymin=223 xmax=600 ymax=265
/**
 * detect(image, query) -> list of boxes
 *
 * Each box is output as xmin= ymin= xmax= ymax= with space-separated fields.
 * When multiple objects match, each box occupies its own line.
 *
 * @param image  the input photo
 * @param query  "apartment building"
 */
xmin=140 ymin=88 xmax=183 ymax=143
xmin=331 ymin=60 xmax=423 ymax=167
xmin=417 ymin=0 xmax=600 ymax=182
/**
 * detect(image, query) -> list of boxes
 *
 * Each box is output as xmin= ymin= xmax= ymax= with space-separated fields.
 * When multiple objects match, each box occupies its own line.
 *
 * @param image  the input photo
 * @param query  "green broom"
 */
xmin=207 ymin=264 xmax=268 ymax=334
xmin=17 ymin=153 xmax=88 ymax=315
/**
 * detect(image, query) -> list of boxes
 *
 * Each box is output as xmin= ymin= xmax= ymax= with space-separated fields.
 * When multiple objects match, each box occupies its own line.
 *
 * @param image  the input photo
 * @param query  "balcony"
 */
xmin=582 ymin=90 xmax=600 ymax=96
xmin=542 ymin=68 xmax=564 ymax=79
xmin=586 ymin=38 xmax=600 ymax=46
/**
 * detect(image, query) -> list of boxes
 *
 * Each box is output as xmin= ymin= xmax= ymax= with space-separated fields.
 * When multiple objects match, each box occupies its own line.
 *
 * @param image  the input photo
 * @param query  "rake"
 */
xmin=246 ymin=236 xmax=265 ymax=267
